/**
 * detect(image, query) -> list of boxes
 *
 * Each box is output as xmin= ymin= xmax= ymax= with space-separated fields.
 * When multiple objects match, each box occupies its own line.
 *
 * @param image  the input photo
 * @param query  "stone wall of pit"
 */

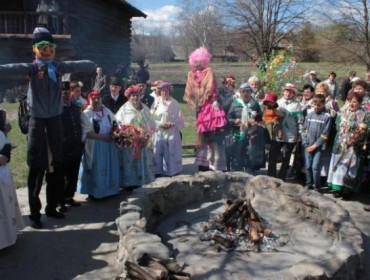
xmin=115 ymin=172 xmax=364 ymax=280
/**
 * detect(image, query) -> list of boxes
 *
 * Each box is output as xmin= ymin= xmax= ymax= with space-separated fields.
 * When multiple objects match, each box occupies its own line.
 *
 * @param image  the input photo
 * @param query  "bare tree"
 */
xmin=320 ymin=0 xmax=370 ymax=71
xmin=215 ymin=0 xmax=311 ymax=58
xmin=131 ymin=21 xmax=174 ymax=63
xmin=175 ymin=0 xmax=226 ymax=53
xmin=293 ymin=21 xmax=320 ymax=62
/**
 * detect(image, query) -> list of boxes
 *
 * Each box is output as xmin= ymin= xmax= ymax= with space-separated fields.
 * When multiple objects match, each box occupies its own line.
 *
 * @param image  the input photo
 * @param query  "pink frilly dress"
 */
xmin=184 ymin=67 xmax=227 ymax=134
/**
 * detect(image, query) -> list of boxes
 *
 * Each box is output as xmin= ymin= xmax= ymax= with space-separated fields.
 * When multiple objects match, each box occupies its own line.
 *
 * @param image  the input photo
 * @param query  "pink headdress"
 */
xmin=157 ymin=81 xmax=173 ymax=92
xmin=124 ymin=85 xmax=140 ymax=98
xmin=188 ymin=47 xmax=212 ymax=69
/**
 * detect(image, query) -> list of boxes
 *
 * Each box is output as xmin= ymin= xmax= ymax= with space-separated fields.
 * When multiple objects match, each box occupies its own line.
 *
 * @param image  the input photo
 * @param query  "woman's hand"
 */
xmin=212 ymin=101 xmax=220 ymax=111
xmin=161 ymin=123 xmax=174 ymax=129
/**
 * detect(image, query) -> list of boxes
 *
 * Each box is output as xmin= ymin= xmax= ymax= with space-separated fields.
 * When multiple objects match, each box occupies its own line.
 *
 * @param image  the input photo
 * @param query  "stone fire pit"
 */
xmin=115 ymin=172 xmax=363 ymax=279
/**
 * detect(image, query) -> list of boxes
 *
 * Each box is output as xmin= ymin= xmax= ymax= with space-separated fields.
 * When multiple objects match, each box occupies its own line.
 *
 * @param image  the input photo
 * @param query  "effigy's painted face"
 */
xmin=33 ymin=44 xmax=56 ymax=60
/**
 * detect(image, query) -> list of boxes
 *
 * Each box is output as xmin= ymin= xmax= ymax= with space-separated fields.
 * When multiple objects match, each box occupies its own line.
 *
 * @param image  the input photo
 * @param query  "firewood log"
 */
xmin=245 ymin=199 xmax=257 ymax=221
xmin=125 ymin=261 xmax=157 ymax=280
xmin=223 ymin=199 xmax=245 ymax=222
xmin=249 ymin=226 xmax=260 ymax=242
xmin=264 ymin=228 xmax=272 ymax=236
xmin=160 ymin=259 xmax=181 ymax=274
xmin=168 ymin=275 xmax=190 ymax=280
xmin=237 ymin=208 xmax=248 ymax=231
xmin=251 ymin=220 xmax=265 ymax=232
xmin=212 ymin=233 xmax=234 ymax=248
xmin=138 ymin=253 xmax=169 ymax=278
xmin=146 ymin=269 xmax=165 ymax=280
xmin=127 ymin=269 xmax=145 ymax=280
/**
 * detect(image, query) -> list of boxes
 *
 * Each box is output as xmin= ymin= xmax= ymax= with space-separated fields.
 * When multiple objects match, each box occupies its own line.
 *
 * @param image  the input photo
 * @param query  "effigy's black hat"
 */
xmin=32 ymin=27 xmax=55 ymax=46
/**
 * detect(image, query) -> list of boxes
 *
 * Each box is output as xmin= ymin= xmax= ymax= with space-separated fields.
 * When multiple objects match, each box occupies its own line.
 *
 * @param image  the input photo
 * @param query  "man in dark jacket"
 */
xmin=102 ymin=76 xmax=127 ymax=114
xmin=340 ymin=70 xmax=356 ymax=101
xmin=58 ymin=81 xmax=83 ymax=211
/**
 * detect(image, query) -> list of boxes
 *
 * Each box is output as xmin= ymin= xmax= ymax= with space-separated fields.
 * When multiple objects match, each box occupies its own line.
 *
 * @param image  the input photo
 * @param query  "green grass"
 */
xmin=1 ymin=102 xmax=28 ymax=189
xmin=1 ymin=61 xmax=367 ymax=188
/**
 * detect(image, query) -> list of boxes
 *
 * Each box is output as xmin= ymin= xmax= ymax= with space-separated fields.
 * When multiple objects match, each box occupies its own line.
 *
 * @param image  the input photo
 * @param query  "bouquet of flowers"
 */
xmin=338 ymin=120 xmax=369 ymax=156
xmin=113 ymin=124 xmax=151 ymax=160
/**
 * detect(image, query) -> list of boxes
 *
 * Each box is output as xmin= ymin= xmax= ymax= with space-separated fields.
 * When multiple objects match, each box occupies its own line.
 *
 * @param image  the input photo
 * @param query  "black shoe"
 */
xmin=45 ymin=210 xmax=65 ymax=219
xmin=29 ymin=216 xmax=43 ymax=229
xmin=87 ymin=195 xmax=103 ymax=201
xmin=31 ymin=220 xmax=43 ymax=229
xmin=65 ymin=198 xmax=81 ymax=207
xmin=198 ymin=166 xmax=210 ymax=172
xmin=341 ymin=193 xmax=351 ymax=201
xmin=333 ymin=191 xmax=342 ymax=198
xmin=124 ymin=186 xmax=140 ymax=192
xmin=58 ymin=205 xmax=68 ymax=213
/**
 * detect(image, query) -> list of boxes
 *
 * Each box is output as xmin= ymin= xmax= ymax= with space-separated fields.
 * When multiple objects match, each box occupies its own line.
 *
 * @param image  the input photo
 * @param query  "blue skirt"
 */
xmin=119 ymin=147 xmax=154 ymax=188
xmin=77 ymin=140 xmax=120 ymax=199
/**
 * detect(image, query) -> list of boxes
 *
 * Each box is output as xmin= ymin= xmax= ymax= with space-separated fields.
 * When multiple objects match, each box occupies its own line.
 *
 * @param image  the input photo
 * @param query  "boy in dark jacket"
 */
xmin=301 ymin=94 xmax=331 ymax=191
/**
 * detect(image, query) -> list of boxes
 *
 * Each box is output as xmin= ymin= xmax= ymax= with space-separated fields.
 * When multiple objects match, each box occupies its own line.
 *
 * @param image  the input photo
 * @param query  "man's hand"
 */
xmin=0 ymin=155 xmax=9 ymax=166
xmin=306 ymin=144 xmax=317 ymax=153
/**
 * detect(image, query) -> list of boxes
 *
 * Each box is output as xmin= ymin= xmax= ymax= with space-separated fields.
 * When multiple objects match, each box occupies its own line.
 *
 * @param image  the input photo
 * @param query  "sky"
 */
xmin=127 ymin=0 xmax=179 ymax=10
xmin=126 ymin=0 xmax=181 ymax=34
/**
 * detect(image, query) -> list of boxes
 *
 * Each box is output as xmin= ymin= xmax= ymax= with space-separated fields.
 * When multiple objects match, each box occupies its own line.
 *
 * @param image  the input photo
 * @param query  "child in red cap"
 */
xmin=263 ymin=92 xmax=284 ymax=140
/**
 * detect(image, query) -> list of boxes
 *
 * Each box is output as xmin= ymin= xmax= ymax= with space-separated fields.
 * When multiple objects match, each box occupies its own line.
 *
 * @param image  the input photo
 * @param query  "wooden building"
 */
xmin=0 ymin=0 xmax=146 ymax=92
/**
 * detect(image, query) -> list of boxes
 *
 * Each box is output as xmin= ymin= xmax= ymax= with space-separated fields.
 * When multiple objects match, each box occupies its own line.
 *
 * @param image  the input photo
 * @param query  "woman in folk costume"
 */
xmin=151 ymin=82 xmax=184 ymax=177
xmin=183 ymin=47 xmax=227 ymax=171
xmin=226 ymin=83 xmax=263 ymax=171
xmin=77 ymin=91 xmax=120 ymax=199
xmin=0 ymin=122 xmax=25 ymax=249
xmin=115 ymin=85 xmax=155 ymax=189
xmin=327 ymin=91 xmax=370 ymax=200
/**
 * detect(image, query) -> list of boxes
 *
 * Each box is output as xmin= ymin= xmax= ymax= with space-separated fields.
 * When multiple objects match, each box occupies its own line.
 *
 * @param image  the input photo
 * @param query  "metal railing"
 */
xmin=0 ymin=11 xmax=74 ymax=35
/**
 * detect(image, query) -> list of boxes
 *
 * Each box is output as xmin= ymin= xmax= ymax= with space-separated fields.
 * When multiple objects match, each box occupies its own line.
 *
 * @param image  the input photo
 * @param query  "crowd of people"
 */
xmin=0 ymin=34 xmax=370 ymax=250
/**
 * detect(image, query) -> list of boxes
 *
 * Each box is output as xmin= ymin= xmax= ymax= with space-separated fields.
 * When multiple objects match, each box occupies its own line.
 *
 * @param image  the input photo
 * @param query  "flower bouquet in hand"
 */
xmin=113 ymin=124 xmax=151 ymax=160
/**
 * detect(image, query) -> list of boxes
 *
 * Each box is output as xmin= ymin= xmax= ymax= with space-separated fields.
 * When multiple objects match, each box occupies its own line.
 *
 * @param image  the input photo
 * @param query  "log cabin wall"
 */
xmin=0 ymin=0 xmax=146 ymax=93
xmin=68 ymin=0 xmax=135 ymax=72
